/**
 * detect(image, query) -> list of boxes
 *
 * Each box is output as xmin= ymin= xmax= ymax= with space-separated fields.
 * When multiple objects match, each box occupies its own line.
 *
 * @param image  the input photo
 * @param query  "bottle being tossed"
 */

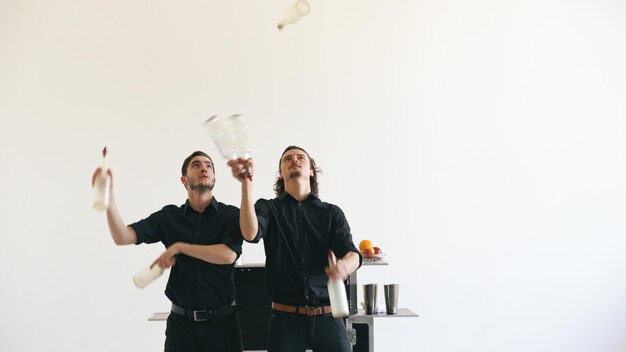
xmin=93 ymin=146 xmax=111 ymax=211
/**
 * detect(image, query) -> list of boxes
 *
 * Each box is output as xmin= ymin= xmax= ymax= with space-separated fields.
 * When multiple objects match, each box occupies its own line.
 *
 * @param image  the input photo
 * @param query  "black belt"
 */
xmin=171 ymin=302 xmax=241 ymax=322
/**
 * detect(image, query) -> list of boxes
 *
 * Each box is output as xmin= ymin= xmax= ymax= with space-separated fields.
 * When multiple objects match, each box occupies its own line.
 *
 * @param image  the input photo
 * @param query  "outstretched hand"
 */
xmin=228 ymin=158 xmax=254 ymax=182
xmin=91 ymin=167 xmax=113 ymax=187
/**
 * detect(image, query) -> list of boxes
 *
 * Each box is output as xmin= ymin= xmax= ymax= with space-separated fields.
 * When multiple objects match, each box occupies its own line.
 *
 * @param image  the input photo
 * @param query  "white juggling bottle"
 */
xmin=133 ymin=264 xmax=164 ymax=289
xmin=92 ymin=146 xmax=111 ymax=211
xmin=327 ymin=251 xmax=350 ymax=318
xmin=277 ymin=0 xmax=311 ymax=30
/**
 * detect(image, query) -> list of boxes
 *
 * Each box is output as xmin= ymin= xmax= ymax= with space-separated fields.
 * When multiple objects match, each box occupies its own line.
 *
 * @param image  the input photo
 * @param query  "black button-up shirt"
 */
xmin=130 ymin=198 xmax=243 ymax=310
xmin=252 ymin=192 xmax=361 ymax=306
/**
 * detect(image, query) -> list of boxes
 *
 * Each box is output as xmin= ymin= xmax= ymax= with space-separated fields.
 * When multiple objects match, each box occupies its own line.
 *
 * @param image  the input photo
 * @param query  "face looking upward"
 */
xmin=182 ymin=156 xmax=215 ymax=192
xmin=280 ymin=148 xmax=313 ymax=182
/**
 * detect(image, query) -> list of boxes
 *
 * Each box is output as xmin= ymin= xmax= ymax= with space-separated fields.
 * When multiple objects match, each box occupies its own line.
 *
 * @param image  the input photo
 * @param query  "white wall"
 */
xmin=1 ymin=0 xmax=626 ymax=351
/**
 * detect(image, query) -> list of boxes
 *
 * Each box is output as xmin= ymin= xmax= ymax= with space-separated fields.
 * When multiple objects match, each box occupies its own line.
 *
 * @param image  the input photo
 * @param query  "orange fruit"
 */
xmin=359 ymin=240 xmax=374 ymax=252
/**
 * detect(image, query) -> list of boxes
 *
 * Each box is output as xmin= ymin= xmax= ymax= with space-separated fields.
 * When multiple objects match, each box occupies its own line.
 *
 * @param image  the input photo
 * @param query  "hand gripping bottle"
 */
xmin=327 ymin=251 xmax=350 ymax=318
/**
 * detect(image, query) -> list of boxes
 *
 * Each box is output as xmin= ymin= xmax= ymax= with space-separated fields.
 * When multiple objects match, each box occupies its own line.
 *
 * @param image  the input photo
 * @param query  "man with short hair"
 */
xmin=93 ymin=151 xmax=243 ymax=352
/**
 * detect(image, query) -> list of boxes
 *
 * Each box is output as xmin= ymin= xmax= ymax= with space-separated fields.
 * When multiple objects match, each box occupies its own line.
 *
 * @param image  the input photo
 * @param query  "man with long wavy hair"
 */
xmin=229 ymin=145 xmax=361 ymax=352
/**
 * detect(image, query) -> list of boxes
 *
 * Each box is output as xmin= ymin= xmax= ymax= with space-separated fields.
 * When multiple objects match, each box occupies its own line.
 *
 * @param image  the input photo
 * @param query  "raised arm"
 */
xmin=92 ymin=168 xmax=137 ymax=245
xmin=228 ymin=158 xmax=258 ymax=241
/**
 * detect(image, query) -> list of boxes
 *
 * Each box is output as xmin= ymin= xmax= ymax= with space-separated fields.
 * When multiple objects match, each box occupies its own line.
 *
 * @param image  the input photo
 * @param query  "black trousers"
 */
xmin=267 ymin=310 xmax=351 ymax=352
xmin=164 ymin=311 xmax=243 ymax=352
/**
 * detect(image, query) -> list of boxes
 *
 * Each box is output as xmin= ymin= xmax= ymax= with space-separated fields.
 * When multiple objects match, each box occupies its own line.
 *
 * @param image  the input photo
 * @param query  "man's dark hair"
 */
xmin=274 ymin=145 xmax=321 ymax=197
xmin=181 ymin=151 xmax=213 ymax=176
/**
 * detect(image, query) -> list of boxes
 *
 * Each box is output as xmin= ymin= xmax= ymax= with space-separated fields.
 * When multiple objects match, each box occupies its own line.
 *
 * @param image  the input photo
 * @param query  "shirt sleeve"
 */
xmin=129 ymin=208 xmax=166 ymax=245
xmin=220 ymin=205 xmax=244 ymax=257
xmin=249 ymin=198 xmax=269 ymax=243
xmin=329 ymin=205 xmax=363 ymax=268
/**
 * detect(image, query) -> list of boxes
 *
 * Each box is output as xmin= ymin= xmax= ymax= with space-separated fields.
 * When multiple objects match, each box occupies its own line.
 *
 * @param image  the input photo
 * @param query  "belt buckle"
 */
xmin=193 ymin=310 xmax=207 ymax=322
xmin=305 ymin=306 xmax=322 ymax=316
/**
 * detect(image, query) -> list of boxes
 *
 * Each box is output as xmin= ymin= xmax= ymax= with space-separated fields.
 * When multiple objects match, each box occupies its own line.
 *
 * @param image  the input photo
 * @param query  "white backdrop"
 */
xmin=1 ymin=1 xmax=626 ymax=351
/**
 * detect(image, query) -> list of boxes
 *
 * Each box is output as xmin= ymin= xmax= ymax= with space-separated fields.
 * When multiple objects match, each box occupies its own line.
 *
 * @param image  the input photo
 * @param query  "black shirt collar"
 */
xmin=277 ymin=191 xmax=319 ymax=203
xmin=182 ymin=197 xmax=219 ymax=214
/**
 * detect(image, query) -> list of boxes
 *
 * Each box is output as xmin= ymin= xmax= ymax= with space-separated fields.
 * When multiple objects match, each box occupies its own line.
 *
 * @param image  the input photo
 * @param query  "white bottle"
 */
xmin=133 ymin=264 xmax=164 ymax=289
xmin=92 ymin=146 xmax=111 ymax=211
xmin=327 ymin=251 xmax=350 ymax=318
xmin=277 ymin=0 xmax=311 ymax=30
